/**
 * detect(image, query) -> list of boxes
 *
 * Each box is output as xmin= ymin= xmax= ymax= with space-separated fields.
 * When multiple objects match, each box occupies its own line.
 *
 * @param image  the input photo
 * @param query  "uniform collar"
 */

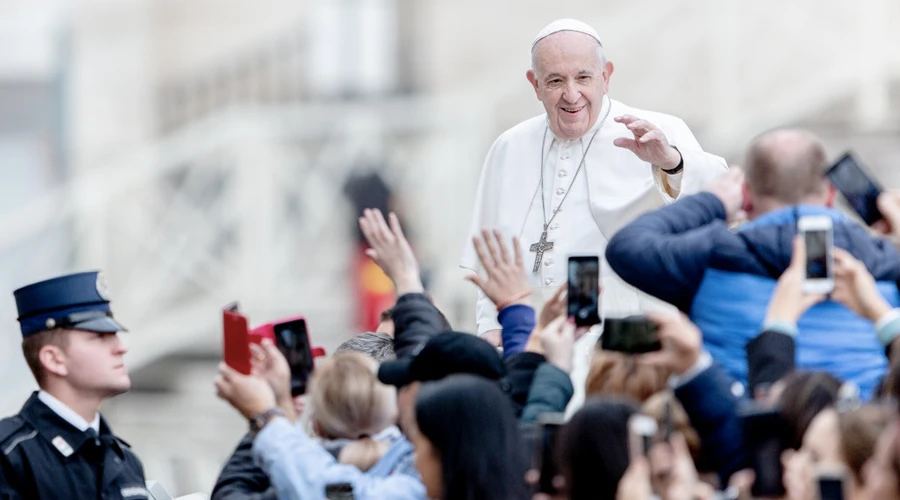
xmin=20 ymin=392 xmax=126 ymax=459
xmin=547 ymin=94 xmax=612 ymax=146
xmin=38 ymin=390 xmax=100 ymax=433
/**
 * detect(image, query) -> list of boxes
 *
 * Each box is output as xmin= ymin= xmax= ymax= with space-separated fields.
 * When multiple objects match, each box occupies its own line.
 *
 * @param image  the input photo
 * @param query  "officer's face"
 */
xmin=62 ymin=330 xmax=131 ymax=396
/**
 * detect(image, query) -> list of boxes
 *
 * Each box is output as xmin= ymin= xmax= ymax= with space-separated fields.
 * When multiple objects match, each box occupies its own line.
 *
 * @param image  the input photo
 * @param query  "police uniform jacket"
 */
xmin=0 ymin=392 xmax=147 ymax=500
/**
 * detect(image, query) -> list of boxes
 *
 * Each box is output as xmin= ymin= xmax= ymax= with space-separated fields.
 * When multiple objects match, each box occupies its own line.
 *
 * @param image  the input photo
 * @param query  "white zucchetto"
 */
xmin=532 ymin=18 xmax=603 ymax=50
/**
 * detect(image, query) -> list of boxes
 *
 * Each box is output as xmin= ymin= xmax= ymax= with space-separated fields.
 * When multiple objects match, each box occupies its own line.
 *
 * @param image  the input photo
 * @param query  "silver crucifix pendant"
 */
xmin=529 ymin=231 xmax=554 ymax=273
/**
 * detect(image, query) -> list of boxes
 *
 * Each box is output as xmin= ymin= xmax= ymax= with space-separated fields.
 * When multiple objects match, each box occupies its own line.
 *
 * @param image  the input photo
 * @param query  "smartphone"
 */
xmin=567 ymin=256 xmax=601 ymax=327
xmin=826 ymin=152 xmax=883 ymax=226
xmin=223 ymin=303 xmax=252 ymax=375
xmin=534 ymin=412 xmax=566 ymax=494
xmin=628 ymin=414 xmax=659 ymax=460
xmin=600 ymin=316 xmax=661 ymax=354
xmin=798 ymin=215 xmax=835 ymax=294
xmin=741 ymin=407 xmax=785 ymax=497
xmin=272 ymin=318 xmax=314 ymax=396
xmin=324 ymin=482 xmax=355 ymax=500
xmin=817 ymin=469 xmax=847 ymax=500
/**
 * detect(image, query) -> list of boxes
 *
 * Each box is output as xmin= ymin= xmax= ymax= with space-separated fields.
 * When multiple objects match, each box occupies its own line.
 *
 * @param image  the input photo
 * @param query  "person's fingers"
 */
xmin=626 ymin=119 xmax=652 ymax=135
xmin=614 ymin=114 xmax=638 ymax=125
xmin=494 ymin=230 xmax=512 ymax=265
xmin=512 ymin=236 xmax=524 ymax=269
xmin=249 ymin=342 xmax=267 ymax=362
xmin=363 ymin=249 xmax=380 ymax=263
xmin=472 ymin=236 xmax=494 ymax=270
xmin=872 ymin=219 xmax=890 ymax=235
xmin=219 ymin=362 xmax=238 ymax=380
xmin=638 ymin=130 xmax=663 ymax=144
xmin=788 ymin=235 xmax=806 ymax=270
xmin=373 ymin=209 xmax=394 ymax=243
xmin=549 ymin=283 xmax=567 ymax=303
xmin=613 ymin=137 xmax=639 ymax=153
xmin=670 ymin=432 xmax=690 ymax=459
xmin=388 ymin=212 xmax=405 ymax=240
xmin=636 ymin=351 xmax=672 ymax=367
xmin=878 ymin=192 xmax=900 ymax=226
xmin=483 ymin=229 xmax=503 ymax=268
xmin=464 ymin=273 xmax=488 ymax=291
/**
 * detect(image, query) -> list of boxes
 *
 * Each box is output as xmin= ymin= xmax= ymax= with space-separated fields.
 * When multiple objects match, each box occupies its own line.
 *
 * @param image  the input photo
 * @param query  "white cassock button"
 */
xmin=558 ymin=170 xmax=567 ymax=178
xmin=544 ymin=259 xmax=553 ymax=267
xmin=550 ymin=222 xmax=559 ymax=230
xmin=545 ymin=278 xmax=554 ymax=285
xmin=556 ymin=188 xmax=565 ymax=195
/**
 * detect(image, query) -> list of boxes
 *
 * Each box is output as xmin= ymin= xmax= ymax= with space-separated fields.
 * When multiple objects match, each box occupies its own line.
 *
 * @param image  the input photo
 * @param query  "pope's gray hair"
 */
xmin=531 ymin=36 xmax=606 ymax=72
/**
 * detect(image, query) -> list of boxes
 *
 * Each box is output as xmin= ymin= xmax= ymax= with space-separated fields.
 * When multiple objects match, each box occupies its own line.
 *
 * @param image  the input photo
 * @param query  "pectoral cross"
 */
xmin=529 ymin=230 xmax=554 ymax=273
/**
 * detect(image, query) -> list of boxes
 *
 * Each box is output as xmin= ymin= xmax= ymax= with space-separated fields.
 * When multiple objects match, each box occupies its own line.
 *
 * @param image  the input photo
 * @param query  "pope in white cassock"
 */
xmin=460 ymin=19 xmax=727 ymax=408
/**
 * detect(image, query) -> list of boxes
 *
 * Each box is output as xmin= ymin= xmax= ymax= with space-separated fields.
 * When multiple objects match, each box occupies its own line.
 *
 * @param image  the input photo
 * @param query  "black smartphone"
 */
xmin=825 ymin=152 xmax=883 ymax=226
xmin=741 ymin=407 xmax=785 ymax=497
xmin=817 ymin=472 xmax=846 ymax=500
xmin=535 ymin=412 xmax=566 ymax=494
xmin=273 ymin=318 xmax=314 ymax=396
xmin=567 ymin=256 xmax=601 ymax=327
xmin=600 ymin=316 xmax=661 ymax=354
xmin=324 ymin=482 xmax=354 ymax=500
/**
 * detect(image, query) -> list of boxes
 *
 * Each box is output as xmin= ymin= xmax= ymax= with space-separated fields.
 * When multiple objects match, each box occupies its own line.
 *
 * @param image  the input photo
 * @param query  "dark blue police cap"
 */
xmin=13 ymin=271 xmax=128 ymax=337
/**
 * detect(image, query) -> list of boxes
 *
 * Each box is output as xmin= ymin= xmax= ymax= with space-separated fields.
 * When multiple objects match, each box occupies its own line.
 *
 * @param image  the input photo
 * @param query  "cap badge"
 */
xmin=95 ymin=273 xmax=111 ymax=301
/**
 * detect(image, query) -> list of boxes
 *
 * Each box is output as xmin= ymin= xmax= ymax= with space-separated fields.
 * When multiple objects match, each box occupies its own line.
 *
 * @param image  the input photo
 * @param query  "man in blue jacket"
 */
xmin=606 ymin=129 xmax=900 ymax=398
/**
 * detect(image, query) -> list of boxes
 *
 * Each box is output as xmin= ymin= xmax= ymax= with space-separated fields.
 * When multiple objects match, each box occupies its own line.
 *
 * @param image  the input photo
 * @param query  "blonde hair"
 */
xmin=584 ymin=350 xmax=671 ymax=403
xmin=309 ymin=351 xmax=397 ymax=440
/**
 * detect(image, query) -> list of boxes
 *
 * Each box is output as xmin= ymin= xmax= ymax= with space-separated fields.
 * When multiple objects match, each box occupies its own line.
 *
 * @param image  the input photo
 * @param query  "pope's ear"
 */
xmin=526 ymin=69 xmax=540 ymax=99
xmin=602 ymin=61 xmax=615 ymax=92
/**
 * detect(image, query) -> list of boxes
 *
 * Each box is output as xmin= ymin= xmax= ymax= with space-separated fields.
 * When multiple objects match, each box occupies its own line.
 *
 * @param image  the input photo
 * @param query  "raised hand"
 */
xmin=541 ymin=315 xmax=576 ymax=373
xmin=764 ymin=236 xmax=827 ymax=325
xmin=832 ymin=248 xmax=892 ymax=322
xmin=539 ymin=284 xmax=567 ymax=329
xmin=703 ymin=167 xmax=746 ymax=223
xmin=358 ymin=209 xmax=423 ymax=295
xmin=613 ymin=115 xmax=682 ymax=172
xmin=215 ymin=362 xmax=277 ymax=420
xmin=638 ymin=313 xmax=703 ymax=375
xmin=250 ymin=339 xmax=295 ymax=420
xmin=465 ymin=229 xmax=532 ymax=310
xmin=873 ymin=190 xmax=900 ymax=251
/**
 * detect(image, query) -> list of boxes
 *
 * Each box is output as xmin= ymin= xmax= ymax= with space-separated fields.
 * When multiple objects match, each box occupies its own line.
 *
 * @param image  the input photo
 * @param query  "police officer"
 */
xmin=0 ymin=271 xmax=146 ymax=499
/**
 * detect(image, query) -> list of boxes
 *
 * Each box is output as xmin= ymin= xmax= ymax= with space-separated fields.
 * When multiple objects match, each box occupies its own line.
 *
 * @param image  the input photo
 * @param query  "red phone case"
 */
xmin=223 ymin=308 xmax=252 ymax=375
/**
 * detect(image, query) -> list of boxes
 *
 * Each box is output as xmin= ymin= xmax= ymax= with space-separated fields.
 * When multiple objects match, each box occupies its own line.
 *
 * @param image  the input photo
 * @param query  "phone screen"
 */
xmin=818 ymin=477 xmax=845 ymax=500
xmin=742 ymin=408 xmax=786 ymax=497
xmin=804 ymin=229 xmax=831 ymax=280
xmin=273 ymin=319 xmax=313 ymax=396
xmin=535 ymin=413 xmax=566 ymax=494
xmin=601 ymin=316 xmax=661 ymax=354
xmin=826 ymin=153 xmax=883 ymax=225
xmin=567 ymin=256 xmax=600 ymax=327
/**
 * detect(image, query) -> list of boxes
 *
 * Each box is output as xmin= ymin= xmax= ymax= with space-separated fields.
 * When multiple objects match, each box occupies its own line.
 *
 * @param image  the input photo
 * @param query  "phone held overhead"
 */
xmin=825 ymin=152 xmax=883 ymax=226
xmin=222 ymin=303 xmax=317 ymax=395
xmin=798 ymin=215 xmax=835 ymax=295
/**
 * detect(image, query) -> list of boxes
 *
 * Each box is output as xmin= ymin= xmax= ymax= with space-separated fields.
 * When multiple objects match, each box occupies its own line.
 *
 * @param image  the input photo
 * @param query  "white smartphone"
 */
xmin=628 ymin=414 xmax=659 ymax=460
xmin=798 ymin=215 xmax=835 ymax=294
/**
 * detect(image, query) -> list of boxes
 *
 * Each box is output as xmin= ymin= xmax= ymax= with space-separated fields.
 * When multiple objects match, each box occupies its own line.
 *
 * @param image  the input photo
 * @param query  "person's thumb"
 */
xmin=878 ymin=192 xmax=900 ymax=226
xmin=789 ymin=235 xmax=806 ymax=269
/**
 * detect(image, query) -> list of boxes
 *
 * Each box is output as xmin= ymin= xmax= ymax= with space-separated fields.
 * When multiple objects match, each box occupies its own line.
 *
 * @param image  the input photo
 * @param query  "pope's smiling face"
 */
xmin=527 ymin=31 xmax=613 ymax=141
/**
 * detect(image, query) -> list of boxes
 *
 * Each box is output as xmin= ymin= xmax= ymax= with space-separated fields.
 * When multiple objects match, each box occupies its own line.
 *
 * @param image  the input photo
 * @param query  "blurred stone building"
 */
xmin=0 ymin=0 xmax=898 ymax=494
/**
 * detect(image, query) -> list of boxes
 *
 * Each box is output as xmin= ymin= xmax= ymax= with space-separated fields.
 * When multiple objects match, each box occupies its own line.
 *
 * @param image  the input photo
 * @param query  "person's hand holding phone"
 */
xmin=765 ymin=237 xmax=827 ymax=325
xmin=358 ymin=209 xmax=424 ymax=295
xmin=637 ymin=313 xmax=702 ymax=375
xmin=250 ymin=339 xmax=296 ymax=421
xmin=541 ymin=316 xmax=576 ymax=374
xmin=465 ymin=230 xmax=532 ymax=310
xmin=831 ymin=248 xmax=892 ymax=323
xmin=873 ymin=191 xmax=900 ymax=250
xmin=615 ymin=456 xmax=653 ymax=500
xmin=215 ymin=362 xmax=278 ymax=420
xmin=539 ymin=284 xmax=567 ymax=329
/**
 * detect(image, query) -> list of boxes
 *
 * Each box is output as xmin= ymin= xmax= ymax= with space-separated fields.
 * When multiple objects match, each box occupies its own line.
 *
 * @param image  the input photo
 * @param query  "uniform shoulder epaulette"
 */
xmin=0 ymin=416 xmax=33 ymax=455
